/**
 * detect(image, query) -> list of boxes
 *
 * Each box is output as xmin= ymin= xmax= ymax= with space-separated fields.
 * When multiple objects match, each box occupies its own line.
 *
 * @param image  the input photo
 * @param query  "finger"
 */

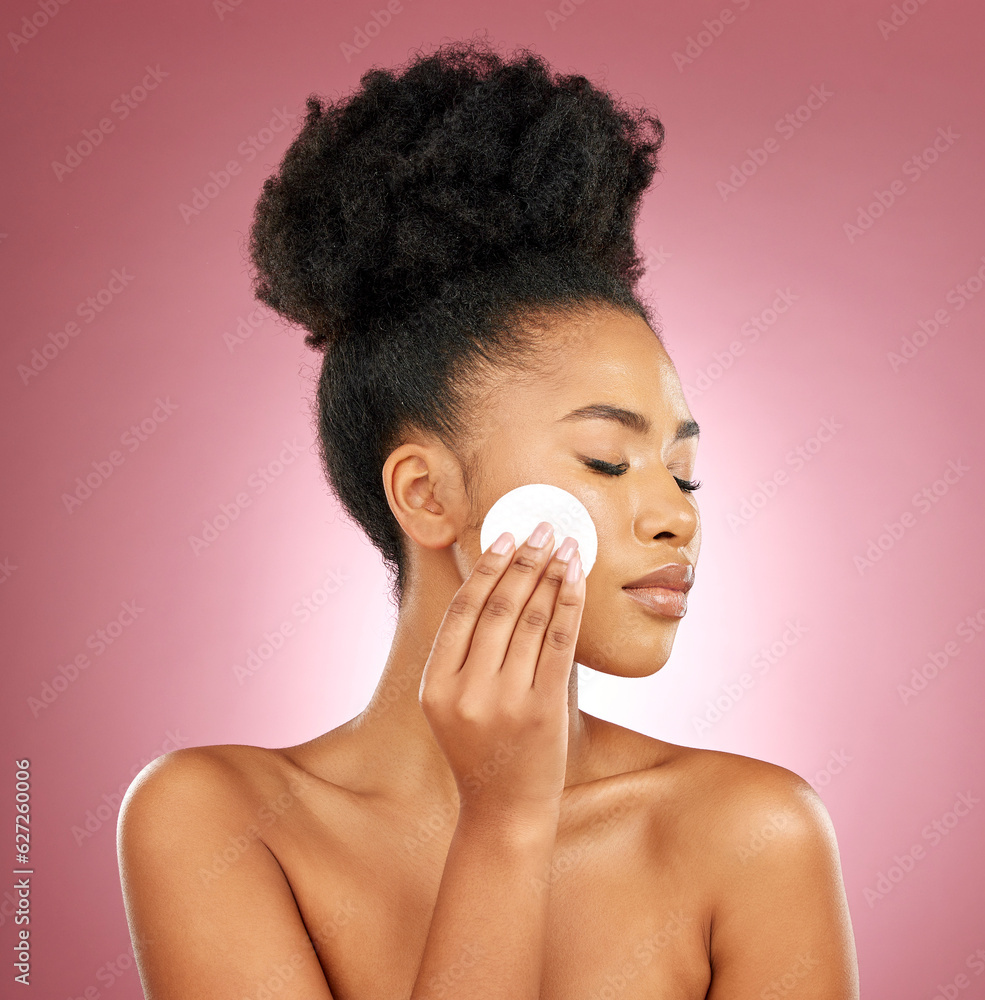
xmin=458 ymin=522 xmax=558 ymax=681
xmin=421 ymin=530 xmax=517 ymax=689
xmin=498 ymin=538 xmax=578 ymax=688
xmin=531 ymin=550 xmax=585 ymax=696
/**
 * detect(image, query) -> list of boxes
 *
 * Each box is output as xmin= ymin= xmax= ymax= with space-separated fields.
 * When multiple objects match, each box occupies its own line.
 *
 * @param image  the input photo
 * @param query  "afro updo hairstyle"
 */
xmin=247 ymin=36 xmax=667 ymax=608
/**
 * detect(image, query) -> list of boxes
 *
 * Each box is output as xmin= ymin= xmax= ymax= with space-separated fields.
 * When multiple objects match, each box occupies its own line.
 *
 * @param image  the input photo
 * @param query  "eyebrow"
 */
xmin=556 ymin=403 xmax=699 ymax=441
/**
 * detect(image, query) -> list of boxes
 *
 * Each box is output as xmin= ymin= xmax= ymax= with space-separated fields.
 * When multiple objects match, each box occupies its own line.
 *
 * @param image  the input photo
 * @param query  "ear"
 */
xmin=381 ymin=439 xmax=467 ymax=551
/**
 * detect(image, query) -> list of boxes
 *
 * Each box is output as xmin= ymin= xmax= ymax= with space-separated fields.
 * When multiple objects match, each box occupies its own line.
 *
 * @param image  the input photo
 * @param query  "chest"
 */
xmin=270 ymin=789 xmax=712 ymax=999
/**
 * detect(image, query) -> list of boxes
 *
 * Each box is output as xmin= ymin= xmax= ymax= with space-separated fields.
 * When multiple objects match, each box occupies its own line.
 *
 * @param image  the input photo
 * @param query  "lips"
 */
xmin=622 ymin=563 xmax=694 ymax=619
xmin=623 ymin=564 xmax=694 ymax=592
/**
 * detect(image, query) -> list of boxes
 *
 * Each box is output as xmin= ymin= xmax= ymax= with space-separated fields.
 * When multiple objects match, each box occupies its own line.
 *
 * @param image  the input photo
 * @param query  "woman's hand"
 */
xmin=419 ymin=521 xmax=586 ymax=821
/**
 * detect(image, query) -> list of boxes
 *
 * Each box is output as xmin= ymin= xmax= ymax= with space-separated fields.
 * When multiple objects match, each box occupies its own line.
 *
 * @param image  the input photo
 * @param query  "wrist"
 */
xmin=456 ymin=796 xmax=561 ymax=841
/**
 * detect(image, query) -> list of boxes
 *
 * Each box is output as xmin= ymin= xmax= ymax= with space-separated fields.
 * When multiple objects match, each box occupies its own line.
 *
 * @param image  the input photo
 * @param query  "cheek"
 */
xmin=570 ymin=587 xmax=611 ymax=658
xmin=577 ymin=498 xmax=619 ymax=550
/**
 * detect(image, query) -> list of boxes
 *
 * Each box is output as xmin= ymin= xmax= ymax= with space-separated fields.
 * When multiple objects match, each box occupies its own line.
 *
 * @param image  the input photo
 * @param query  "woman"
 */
xmin=117 ymin=38 xmax=859 ymax=999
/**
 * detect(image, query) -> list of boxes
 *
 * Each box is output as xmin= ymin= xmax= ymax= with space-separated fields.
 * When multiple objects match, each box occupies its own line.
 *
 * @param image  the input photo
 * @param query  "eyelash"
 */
xmin=582 ymin=458 xmax=702 ymax=493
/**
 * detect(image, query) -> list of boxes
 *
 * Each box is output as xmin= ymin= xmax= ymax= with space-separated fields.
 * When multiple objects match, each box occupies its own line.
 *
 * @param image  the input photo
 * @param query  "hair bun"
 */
xmin=248 ymin=37 xmax=666 ymax=351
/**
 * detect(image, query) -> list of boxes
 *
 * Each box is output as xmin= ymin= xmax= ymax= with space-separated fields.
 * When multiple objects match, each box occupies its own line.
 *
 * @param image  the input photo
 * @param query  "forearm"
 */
xmin=409 ymin=804 xmax=560 ymax=1000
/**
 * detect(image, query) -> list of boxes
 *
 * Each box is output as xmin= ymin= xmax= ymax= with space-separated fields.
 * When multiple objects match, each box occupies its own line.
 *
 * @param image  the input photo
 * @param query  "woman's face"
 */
xmin=462 ymin=305 xmax=701 ymax=678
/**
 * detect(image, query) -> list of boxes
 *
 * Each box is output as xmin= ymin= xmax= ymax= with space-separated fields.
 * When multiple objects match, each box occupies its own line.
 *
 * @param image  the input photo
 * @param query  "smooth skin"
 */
xmin=117 ymin=304 xmax=860 ymax=999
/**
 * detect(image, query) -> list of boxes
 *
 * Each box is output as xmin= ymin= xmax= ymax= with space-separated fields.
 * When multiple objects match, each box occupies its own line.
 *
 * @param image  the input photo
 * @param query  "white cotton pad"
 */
xmin=479 ymin=483 xmax=598 ymax=577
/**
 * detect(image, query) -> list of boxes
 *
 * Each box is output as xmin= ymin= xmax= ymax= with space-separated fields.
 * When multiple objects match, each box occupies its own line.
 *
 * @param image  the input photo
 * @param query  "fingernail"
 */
xmin=565 ymin=551 xmax=582 ymax=582
xmin=527 ymin=520 xmax=554 ymax=548
xmin=491 ymin=531 xmax=514 ymax=555
xmin=556 ymin=536 xmax=578 ymax=562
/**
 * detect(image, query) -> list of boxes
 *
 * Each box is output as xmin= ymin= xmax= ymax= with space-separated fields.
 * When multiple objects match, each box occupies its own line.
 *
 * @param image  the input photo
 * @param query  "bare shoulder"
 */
xmin=667 ymin=741 xmax=824 ymax=803
xmin=116 ymin=741 xmax=338 ymax=889
xmin=639 ymin=741 xmax=839 ymax=870
xmin=637 ymin=740 xmax=859 ymax=999
xmin=117 ymin=744 xmax=280 ymax=895
xmin=680 ymin=744 xmax=832 ymax=848
xmin=117 ymin=744 xmax=335 ymax=999
xmin=119 ymin=742 xmax=304 ymax=831
xmin=596 ymin=723 xmax=823 ymax=822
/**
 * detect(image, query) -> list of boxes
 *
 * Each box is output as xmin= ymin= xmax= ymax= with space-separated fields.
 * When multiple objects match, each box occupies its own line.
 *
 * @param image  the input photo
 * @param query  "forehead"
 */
xmin=492 ymin=306 xmax=689 ymax=429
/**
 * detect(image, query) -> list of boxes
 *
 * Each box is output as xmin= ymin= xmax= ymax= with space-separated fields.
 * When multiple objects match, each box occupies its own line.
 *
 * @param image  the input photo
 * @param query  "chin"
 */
xmin=576 ymin=613 xmax=681 ymax=678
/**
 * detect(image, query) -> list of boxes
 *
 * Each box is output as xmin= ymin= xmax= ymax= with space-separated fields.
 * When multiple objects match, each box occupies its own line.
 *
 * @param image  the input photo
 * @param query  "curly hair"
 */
xmin=247 ymin=36 xmax=666 ymax=607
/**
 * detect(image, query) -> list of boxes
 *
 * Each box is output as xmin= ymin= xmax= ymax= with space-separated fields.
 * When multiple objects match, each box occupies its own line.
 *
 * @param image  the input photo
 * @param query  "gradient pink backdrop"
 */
xmin=2 ymin=0 xmax=983 ymax=995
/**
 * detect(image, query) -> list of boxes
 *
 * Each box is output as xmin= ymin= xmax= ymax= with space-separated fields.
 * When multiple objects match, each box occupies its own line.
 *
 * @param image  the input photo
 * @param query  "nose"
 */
xmin=631 ymin=468 xmax=699 ymax=547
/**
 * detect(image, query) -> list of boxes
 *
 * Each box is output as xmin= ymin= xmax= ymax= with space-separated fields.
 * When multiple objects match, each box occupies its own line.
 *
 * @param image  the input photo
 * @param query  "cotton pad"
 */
xmin=479 ymin=483 xmax=598 ymax=577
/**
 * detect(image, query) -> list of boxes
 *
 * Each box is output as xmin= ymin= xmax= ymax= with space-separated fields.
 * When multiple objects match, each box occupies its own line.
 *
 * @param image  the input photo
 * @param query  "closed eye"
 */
xmin=582 ymin=458 xmax=629 ymax=476
xmin=581 ymin=458 xmax=701 ymax=493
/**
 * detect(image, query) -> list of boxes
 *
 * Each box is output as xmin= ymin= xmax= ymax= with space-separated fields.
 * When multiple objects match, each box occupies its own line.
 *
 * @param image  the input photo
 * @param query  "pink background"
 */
xmin=2 ymin=0 xmax=983 ymax=995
